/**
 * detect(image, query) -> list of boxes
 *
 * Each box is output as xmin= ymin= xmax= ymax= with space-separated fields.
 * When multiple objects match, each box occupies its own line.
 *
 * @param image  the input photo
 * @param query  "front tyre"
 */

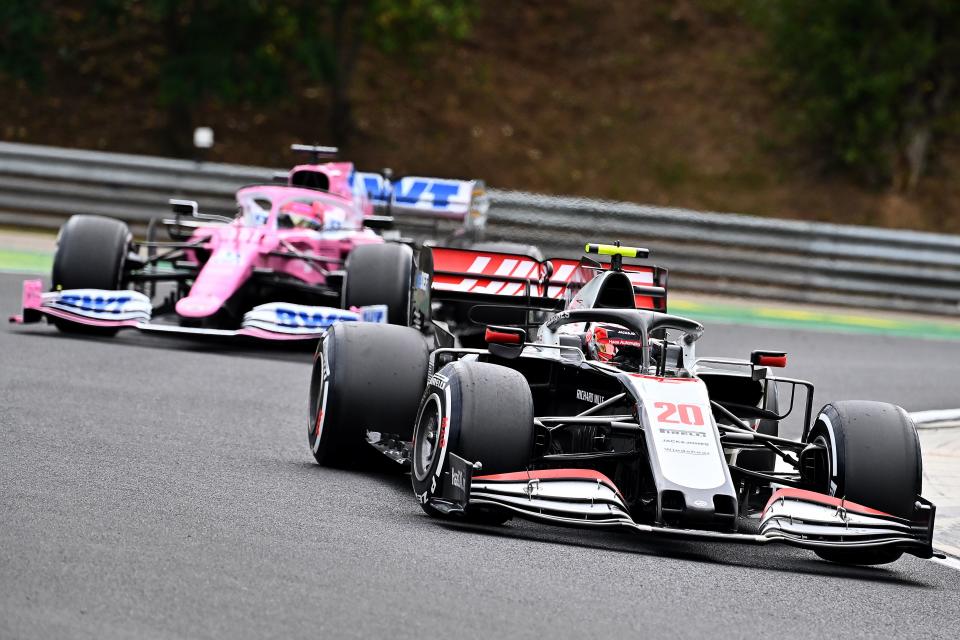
xmin=51 ymin=215 xmax=132 ymax=336
xmin=343 ymin=243 xmax=413 ymax=326
xmin=308 ymin=322 xmax=429 ymax=469
xmin=804 ymin=401 xmax=922 ymax=566
xmin=412 ymin=361 xmax=534 ymax=524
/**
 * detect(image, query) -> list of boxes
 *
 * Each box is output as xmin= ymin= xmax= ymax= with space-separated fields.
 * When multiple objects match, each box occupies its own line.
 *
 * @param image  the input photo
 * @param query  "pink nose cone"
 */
xmin=176 ymin=294 xmax=223 ymax=318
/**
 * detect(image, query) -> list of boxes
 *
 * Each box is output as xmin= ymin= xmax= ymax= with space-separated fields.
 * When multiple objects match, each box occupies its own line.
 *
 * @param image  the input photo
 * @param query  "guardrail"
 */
xmin=2 ymin=140 xmax=959 ymax=315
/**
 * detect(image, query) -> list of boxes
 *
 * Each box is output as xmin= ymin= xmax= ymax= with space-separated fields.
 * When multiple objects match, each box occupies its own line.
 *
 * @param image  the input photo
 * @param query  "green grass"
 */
xmin=670 ymin=297 xmax=960 ymax=342
xmin=0 ymin=248 xmax=52 ymax=274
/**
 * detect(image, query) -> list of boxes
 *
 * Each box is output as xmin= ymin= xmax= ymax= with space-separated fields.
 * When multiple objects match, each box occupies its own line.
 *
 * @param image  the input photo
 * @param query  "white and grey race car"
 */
xmin=308 ymin=242 xmax=939 ymax=566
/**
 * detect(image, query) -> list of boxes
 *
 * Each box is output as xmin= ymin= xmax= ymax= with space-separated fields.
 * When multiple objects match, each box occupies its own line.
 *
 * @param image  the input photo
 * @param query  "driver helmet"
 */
xmin=585 ymin=323 xmax=644 ymax=363
xmin=280 ymin=200 xmax=325 ymax=229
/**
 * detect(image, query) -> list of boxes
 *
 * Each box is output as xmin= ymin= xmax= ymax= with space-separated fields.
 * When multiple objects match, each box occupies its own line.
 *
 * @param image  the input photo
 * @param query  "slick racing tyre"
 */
xmin=51 ymin=215 xmax=132 ymax=336
xmin=804 ymin=401 xmax=922 ymax=566
xmin=411 ymin=361 xmax=534 ymax=525
xmin=343 ymin=243 xmax=413 ymax=326
xmin=308 ymin=322 xmax=430 ymax=469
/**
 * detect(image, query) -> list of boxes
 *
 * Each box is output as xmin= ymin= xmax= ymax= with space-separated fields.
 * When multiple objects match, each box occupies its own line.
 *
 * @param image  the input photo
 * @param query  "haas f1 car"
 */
xmin=10 ymin=144 xmax=487 ymax=340
xmin=309 ymin=242 xmax=939 ymax=566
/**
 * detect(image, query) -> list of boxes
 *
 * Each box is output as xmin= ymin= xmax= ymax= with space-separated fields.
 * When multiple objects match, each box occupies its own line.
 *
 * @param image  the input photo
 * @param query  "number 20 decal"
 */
xmin=654 ymin=401 xmax=705 ymax=426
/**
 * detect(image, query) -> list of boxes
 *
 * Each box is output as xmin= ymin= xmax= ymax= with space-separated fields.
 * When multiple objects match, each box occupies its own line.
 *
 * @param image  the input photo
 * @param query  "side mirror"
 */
xmin=485 ymin=325 xmax=526 ymax=359
xmin=169 ymin=199 xmax=199 ymax=217
xmin=169 ymin=198 xmax=232 ymax=224
xmin=751 ymin=350 xmax=787 ymax=368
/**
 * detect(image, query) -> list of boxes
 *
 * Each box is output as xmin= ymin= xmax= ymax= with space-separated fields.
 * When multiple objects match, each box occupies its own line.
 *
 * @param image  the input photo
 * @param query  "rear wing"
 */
xmin=429 ymin=246 xmax=667 ymax=311
xmin=353 ymin=172 xmax=488 ymax=234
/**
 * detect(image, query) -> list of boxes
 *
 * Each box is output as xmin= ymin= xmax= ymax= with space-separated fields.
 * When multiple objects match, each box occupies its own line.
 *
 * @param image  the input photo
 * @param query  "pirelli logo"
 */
xmin=430 ymin=373 xmax=449 ymax=390
xmin=659 ymin=428 xmax=706 ymax=437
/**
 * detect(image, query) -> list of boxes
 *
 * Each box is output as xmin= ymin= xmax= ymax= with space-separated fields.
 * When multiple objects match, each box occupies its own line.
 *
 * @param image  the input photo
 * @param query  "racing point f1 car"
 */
xmin=309 ymin=242 xmax=939 ymax=566
xmin=9 ymin=145 xmax=485 ymax=341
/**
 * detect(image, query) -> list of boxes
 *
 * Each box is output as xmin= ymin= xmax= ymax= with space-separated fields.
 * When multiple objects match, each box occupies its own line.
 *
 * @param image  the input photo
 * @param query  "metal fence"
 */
xmin=2 ymin=140 xmax=959 ymax=315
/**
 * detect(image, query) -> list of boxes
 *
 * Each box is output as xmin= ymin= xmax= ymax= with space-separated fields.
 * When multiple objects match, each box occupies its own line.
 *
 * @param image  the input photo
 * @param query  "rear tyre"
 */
xmin=51 ymin=215 xmax=131 ymax=336
xmin=308 ymin=322 xmax=429 ymax=469
xmin=343 ymin=243 xmax=412 ymax=325
xmin=804 ymin=401 xmax=922 ymax=566
xmin=411 ymin=361 xmax=534 ymax=524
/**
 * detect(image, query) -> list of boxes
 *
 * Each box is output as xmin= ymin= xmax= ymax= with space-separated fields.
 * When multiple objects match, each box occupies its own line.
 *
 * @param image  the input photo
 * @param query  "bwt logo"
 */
xmin=394 ymin=179 xmax=461 ymax=209
xmin=60 ymin=294 xmax=132 ymax=312
xmin=361 ymin=307 xmax=387 ymax=323
xmin=357 ymin=173 xmax=465 ymax=209
xmin=275 ymin=308 xmax=350 ymax=328
xmin=358 ymin=174 xmax=388 ymax=201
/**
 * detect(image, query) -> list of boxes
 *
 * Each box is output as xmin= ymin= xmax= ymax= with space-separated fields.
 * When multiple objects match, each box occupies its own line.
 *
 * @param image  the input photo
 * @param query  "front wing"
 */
xmin=9 ymin=279 xmax=387 ymax=340
xmin=429 ymin=463 xmax=938 ymax=559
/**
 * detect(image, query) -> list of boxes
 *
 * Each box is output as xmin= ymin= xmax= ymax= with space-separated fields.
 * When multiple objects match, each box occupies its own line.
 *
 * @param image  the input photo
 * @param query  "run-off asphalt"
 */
xmin=1 ymin=273 xmax=959 ymax=639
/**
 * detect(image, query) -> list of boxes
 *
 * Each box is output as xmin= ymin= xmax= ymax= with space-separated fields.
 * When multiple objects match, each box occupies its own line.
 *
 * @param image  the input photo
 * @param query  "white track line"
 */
xmin=910 ymin=408 xmax=960 ymax=424
xmin=910 ymin=408 xmax=960 ymax=570
xmin=932 ymin=554 xmax=960 ymax=573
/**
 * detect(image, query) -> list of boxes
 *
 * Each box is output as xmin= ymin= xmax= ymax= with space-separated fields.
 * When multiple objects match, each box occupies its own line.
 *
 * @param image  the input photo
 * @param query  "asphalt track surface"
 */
xmin=2 ymin=272 xmax=960 ymax=639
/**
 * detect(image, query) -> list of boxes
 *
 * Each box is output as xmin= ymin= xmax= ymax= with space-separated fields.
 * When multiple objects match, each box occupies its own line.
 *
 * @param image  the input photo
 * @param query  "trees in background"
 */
xmin=290 ymin=0 xmax=475 ymax=147
xmin=7 ymin=0 xmax=957 ymax=194
xmin=752 ymin=0 xmax=960 ymax=190
xmin=137 ymin=0 xmax=475 ymax=151
xmin=138 ymin=0 xmax=294 ymax=154
xmin=0 ymin=0 xmax=475 ymax=153
xmin=0 ymin=0 xmax=47 ymax=87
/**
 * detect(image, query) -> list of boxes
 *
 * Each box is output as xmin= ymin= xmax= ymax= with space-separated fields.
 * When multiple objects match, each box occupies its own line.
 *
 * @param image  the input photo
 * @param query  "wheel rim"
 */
xmin=413 ymin=394 xmax=442 ymax=482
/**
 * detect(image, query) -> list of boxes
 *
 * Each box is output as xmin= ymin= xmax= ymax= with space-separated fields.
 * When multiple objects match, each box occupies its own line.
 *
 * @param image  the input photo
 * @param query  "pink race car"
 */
xmin=10 ymin=145 xmax=488 ymax=340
